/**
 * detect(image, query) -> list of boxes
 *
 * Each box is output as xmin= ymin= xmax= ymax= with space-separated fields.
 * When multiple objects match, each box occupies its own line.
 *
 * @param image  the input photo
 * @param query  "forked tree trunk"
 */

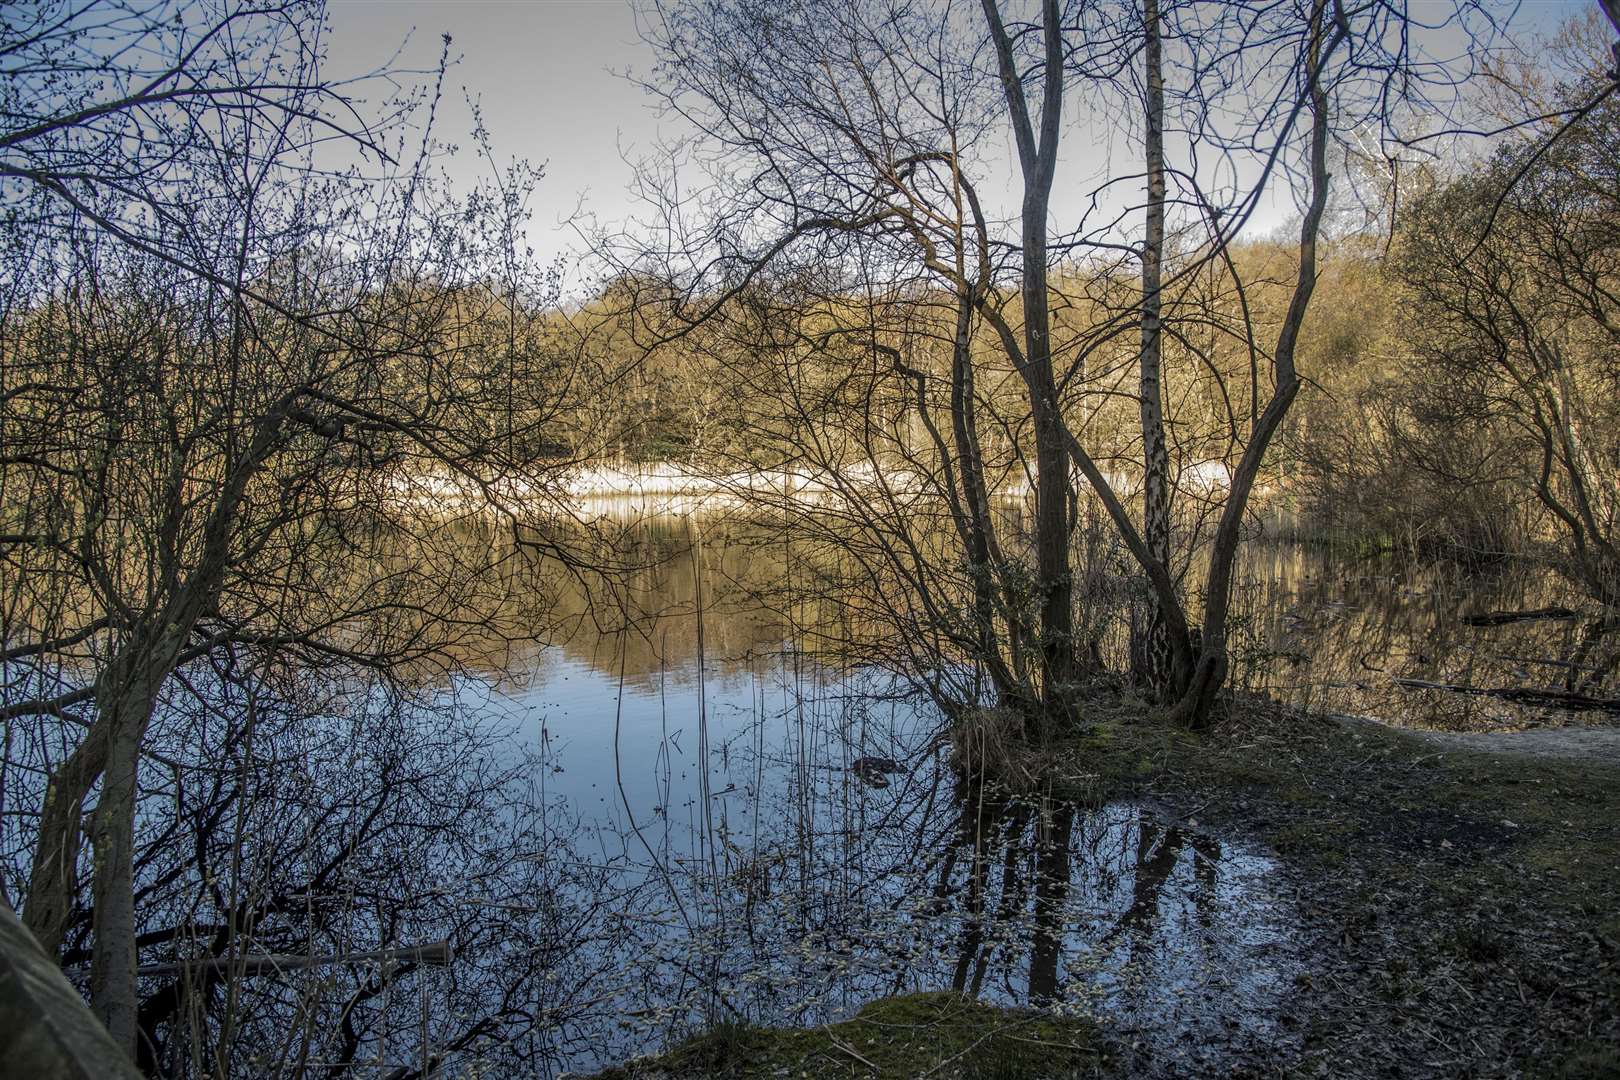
xmin=983 ymin=0 xmax=1073 ymax=737
xmin=22 ymin=410 xmax=283 ymax=1058
xmin=86 ymin=660 xmax=167 ymax=1054
xmin=949 ymin=290 xmax=1014 ymax=690
xmin=23 ymin=727 xmax=110 ymax=957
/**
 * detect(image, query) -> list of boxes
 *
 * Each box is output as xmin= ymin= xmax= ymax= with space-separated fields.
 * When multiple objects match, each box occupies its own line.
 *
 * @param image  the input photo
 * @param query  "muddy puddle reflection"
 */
xmin=488 ymin=654 xmax=1301 ymax=1075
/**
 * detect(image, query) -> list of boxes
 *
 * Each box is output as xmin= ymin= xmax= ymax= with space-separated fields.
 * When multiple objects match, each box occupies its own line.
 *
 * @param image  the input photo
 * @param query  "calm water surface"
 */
xmin=469 ymin=504 xmax=1611 ymax=1074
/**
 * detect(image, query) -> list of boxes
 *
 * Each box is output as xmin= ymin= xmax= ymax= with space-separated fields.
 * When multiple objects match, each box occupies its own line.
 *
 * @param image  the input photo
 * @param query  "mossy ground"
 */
xmin=1055 ymin=699 xmax=1620 ymax=929
xmin=592 ymin=992 xmax=1105 ymax=1080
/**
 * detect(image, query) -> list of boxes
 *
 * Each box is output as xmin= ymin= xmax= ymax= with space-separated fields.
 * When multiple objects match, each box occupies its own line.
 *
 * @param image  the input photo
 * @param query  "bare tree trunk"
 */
xmin=1169 ymin=1 xmax=1336 ymax=727
xmin=72 ymin=621 xmax=212 ymax=1054
xmin=86 ymin=664 xmax=163 ymax=1055
xmin=950 ymin=291 xmax=1011 ymax=688
xmin=1134 ymin=0 xmax=1175 ymax=698
xmin=983 ymin=0 xmax=1072 ymax=736
xmin=23 ymin=727 xmax=110 ymax=956
xmin=1028 ymin=290 xmax=1075 ymax=724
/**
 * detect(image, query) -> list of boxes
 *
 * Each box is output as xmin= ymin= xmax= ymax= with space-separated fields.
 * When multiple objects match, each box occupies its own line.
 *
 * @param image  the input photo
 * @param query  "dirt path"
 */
xmin=1121 ymin=703 xmax=1620 ymax=1078
xmin=1334 ymin=713 xmax=1620 ymax=765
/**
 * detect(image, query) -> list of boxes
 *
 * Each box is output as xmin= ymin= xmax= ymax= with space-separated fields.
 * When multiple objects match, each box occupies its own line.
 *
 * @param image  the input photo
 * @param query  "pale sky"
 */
xmin=323 ymin=0 xmax=1592 ymax=270
xmin=325 ymin=1 xmax=659 ymax=240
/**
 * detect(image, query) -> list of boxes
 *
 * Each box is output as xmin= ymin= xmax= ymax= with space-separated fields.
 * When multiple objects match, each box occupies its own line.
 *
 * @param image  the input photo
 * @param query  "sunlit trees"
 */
xmin=613 ymin=0 xmax=1497 ymax=733
xmin=1293 ymin=11 xmax=1620 ymax=613
xmin=1389 ymin=88 xmax=1620 ymax=608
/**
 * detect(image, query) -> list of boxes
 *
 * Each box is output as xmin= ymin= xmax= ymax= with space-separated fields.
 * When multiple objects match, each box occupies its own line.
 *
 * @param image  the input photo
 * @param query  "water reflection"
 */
xmin=493 ymin=651 xmax=1299 ymax=1075
xmin=480 ymin=505 xmax=1612 ymax=1073
xmin=516 ymin=507 xmax=1616 ymax=730
xmin=1233 ymin=553 xmax=1619 ymax=728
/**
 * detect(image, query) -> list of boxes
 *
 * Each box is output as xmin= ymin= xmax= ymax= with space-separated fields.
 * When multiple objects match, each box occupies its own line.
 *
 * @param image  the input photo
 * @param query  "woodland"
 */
xmin=1 ymin=1 xmax=1618 ymax=1078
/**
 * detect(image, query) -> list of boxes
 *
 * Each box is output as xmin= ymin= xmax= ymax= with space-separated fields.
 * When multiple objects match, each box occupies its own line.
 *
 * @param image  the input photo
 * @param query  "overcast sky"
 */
xmin=323 ymin=0 xmax=1591 ymax=269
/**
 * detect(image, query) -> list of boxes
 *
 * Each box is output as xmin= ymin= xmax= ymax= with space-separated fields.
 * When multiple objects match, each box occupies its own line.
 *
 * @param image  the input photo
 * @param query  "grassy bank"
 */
xmin=590 ymin=992 xmax=1105 ymax=1080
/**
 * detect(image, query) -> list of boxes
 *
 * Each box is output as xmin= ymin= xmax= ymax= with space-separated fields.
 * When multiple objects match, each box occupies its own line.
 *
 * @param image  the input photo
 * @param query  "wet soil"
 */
xmin=584 ymin=700 xmax=1619 ymax=1080
xmin=1066 ymin=700 xmax=1620 ymax=1079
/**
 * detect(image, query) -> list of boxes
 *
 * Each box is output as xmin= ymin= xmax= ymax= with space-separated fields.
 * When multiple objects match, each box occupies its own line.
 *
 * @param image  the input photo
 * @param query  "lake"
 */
xmin=450 ymin=501 xmax=1611 ymax=1075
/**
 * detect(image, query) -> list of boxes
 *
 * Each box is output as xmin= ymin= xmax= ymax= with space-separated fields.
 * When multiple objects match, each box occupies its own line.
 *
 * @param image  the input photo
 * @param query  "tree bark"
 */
xmin=22 ymin=727 xmax=110 ymax=957
xmin=1135 ymin=0 xmax=1175 ymax=698
xmin=983 ymin=0 xmax=1073 ymax=735
xmin=0 ymin=894 xmax=144 ymax=1080
xmin=85 ymin=651 xmax=173 ymax=1055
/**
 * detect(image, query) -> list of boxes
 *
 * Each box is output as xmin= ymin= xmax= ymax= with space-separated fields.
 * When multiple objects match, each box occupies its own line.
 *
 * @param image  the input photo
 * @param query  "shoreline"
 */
xmin=584 ymin=701 xmax=1620 ymax=1080
xmin=386 ymin=459 xmax=1237 ymax=517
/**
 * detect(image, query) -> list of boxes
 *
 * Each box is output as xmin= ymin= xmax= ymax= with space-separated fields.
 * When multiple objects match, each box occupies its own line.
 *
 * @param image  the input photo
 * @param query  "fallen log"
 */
xmin=1392 ymin=677 xmax=1620 ymax=714
xmin=1460 ymin=606 xmax=1579 ymax=627
xmin=56 ymin=939 xmax=453 ymax=984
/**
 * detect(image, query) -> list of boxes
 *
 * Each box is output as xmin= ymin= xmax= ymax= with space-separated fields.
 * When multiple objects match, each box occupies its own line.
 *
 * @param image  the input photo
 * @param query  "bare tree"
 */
xmin=615 ymin=0 xmax=1501 ymax=733
xmin=981 ymin=0 xmax=1081 ymax=723
xmin=55 ymin=658 xmax=604 ymax=1078
xmin=0 ymin=1 xmax=411 ymax=286
xmin=1391 ymin=84 xmax=1620 ymax=611
xmin=1133 ymin=0 xmax=1173 ymax=693
xmin=0 ymin=2 xmax=594 ymax=1059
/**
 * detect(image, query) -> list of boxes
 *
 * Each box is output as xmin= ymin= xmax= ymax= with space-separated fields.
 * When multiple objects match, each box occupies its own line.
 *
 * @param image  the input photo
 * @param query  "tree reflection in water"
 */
xmin=510 ymin=655 xmax=1302 ymax=1075
xmin=186 ymin=505 xmax=1604 ymax=1076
